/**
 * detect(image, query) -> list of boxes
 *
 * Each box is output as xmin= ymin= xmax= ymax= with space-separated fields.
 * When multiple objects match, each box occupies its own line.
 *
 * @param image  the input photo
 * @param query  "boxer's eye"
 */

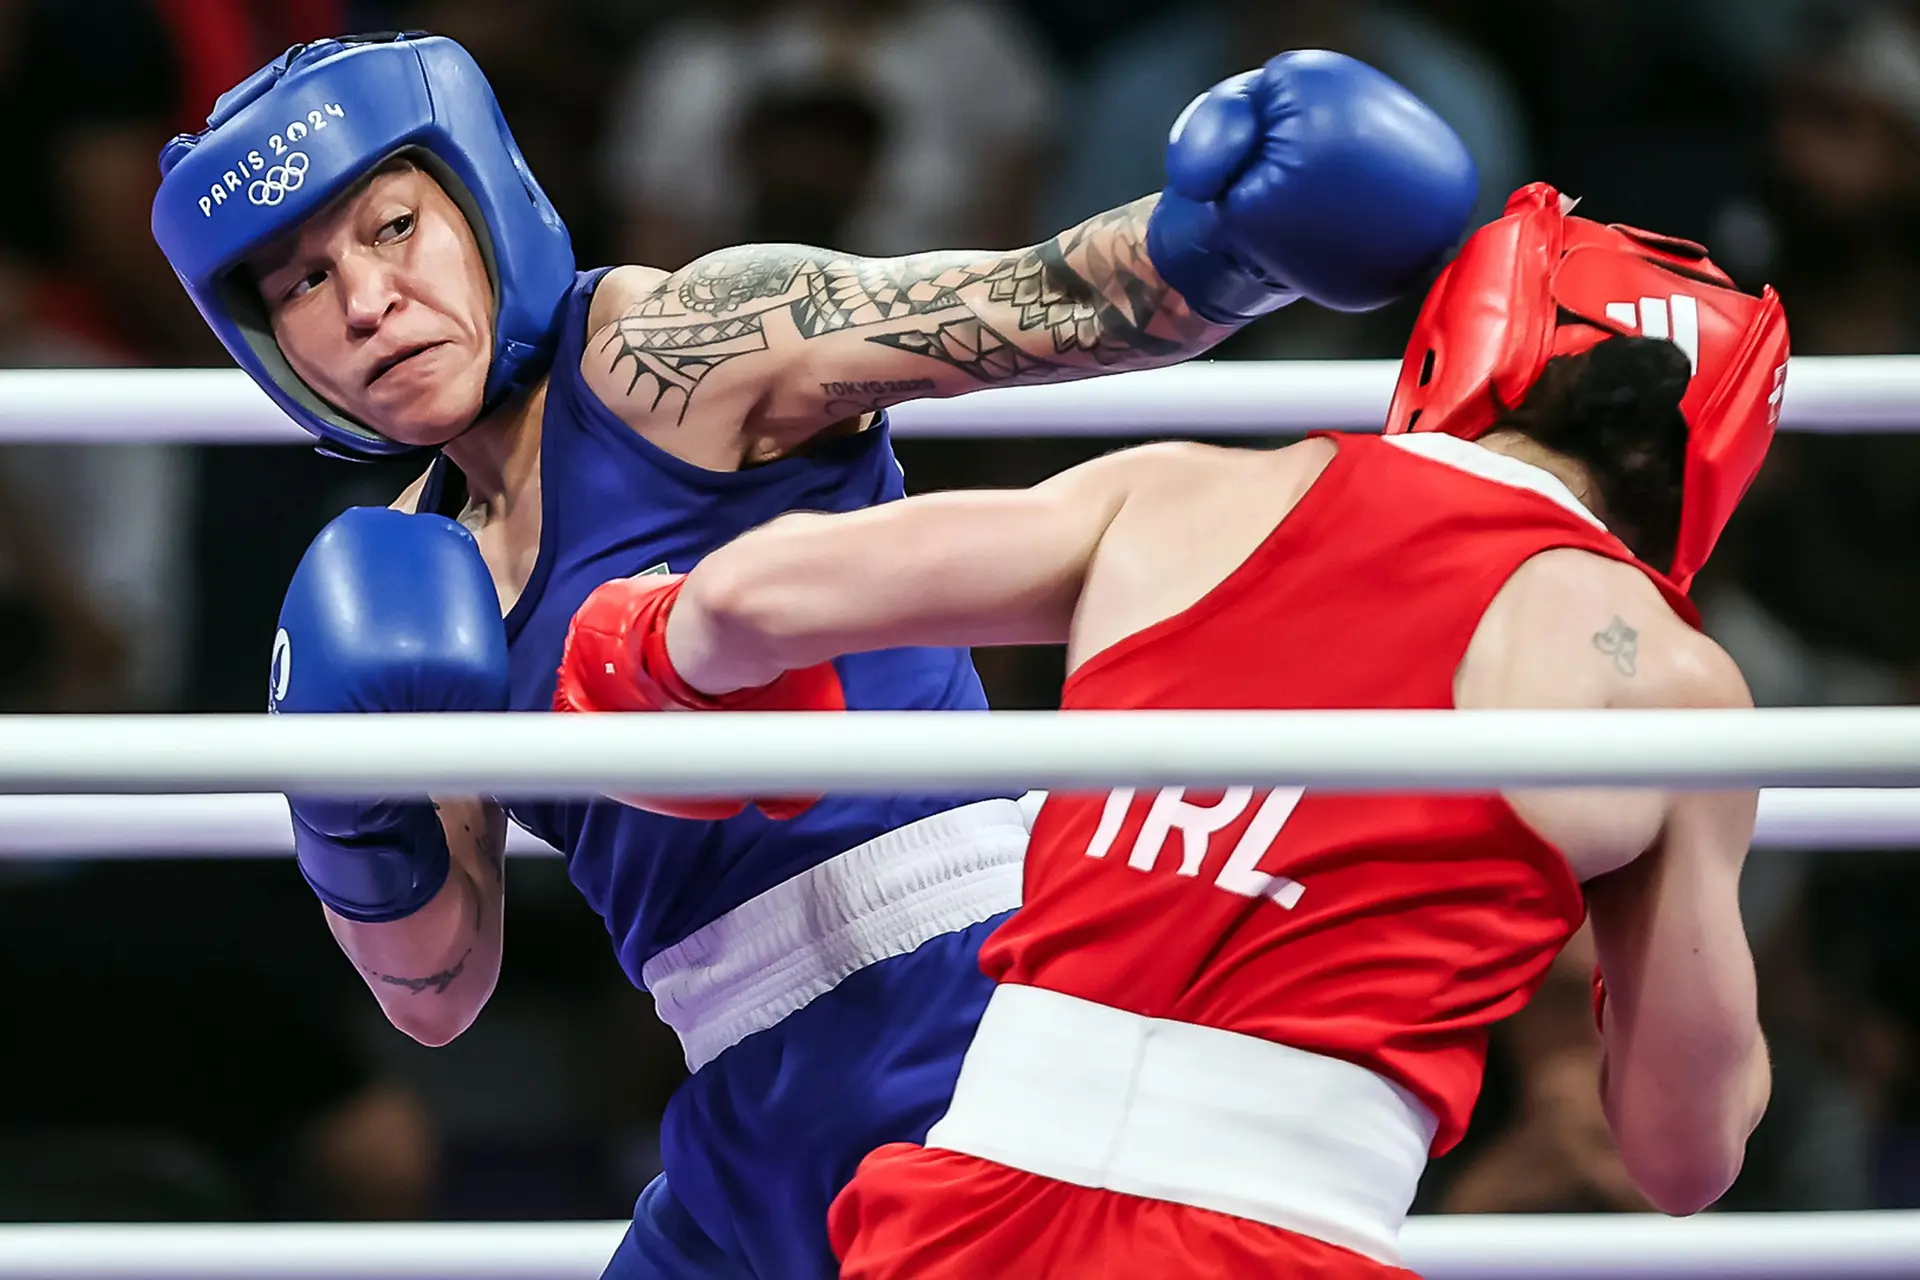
xmin=376 ymin=213 xmax=415 ymax=244
xmin=284 ymin=269 xmax=328 ymax=302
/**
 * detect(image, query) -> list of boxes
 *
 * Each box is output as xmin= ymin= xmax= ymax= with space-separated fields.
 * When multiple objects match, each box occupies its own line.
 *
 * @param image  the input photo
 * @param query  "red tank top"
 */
xmin=979 ymin=432 xmax=1697 ymax=1155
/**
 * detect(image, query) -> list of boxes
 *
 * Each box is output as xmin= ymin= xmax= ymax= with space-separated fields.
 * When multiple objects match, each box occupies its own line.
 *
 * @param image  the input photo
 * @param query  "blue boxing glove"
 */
xmin=1146 ymin=50 xmax=1478 ymax=323
xmin=271 ymin=507 xmax=509 ymax=923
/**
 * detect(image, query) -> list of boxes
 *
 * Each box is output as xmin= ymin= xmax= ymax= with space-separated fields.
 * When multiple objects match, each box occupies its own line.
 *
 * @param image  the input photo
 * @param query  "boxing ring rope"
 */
xmin=1 ymin=1212 xmax=1916 ymax=1279
xmin=1 ymin=355 xmax=1917 ymax=442
xmin=0 ymin=786 xmax=1916 ymax=857
xmin=0 ymin=708 xmax=1918 ymax=794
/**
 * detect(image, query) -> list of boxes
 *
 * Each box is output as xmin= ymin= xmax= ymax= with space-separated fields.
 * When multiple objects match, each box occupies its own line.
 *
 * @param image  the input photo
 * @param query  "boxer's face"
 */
xmin=253 ymin=162 xmax=494 ymax=447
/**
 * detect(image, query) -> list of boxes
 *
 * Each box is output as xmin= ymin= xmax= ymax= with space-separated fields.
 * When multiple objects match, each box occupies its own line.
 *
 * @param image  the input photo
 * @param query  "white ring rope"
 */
xmin=0 ymin=787 xmax=1913 ymax=857
xmin=0 ymin=1213 xmax=1912 ymax=1279
xmin=1 ymin=709 xmax=1918 ymax=796
xmin=0 ymin=357 xmax=1915 ymax=443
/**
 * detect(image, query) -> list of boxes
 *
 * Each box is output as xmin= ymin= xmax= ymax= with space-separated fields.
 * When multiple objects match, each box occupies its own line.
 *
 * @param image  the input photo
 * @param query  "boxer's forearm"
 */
xmin=593 ymin=195 xmax=1233 ymax=439
xmin=668 ymin=451 xmax=1144 ymax=694
xmin=1587 ymin=789 xmax=1766 ymax=1214
xmin=326 ymin=798 xmax=506 ymax=1047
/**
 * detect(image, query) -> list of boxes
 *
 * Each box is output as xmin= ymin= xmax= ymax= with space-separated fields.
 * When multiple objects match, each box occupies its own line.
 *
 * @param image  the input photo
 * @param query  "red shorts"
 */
xmin=829 ymin=1144 xmax=1420 ymax=1279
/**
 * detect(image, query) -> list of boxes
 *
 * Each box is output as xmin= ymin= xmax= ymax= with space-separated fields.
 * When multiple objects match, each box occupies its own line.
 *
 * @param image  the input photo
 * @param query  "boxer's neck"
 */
xmin=443 ymin=380 xmax=545 ymax=515
xmin=1474 ymin=430 xmax=1603 ymax=521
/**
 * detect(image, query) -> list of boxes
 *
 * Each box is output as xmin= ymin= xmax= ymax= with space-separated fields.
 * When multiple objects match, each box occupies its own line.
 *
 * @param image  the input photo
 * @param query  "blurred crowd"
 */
xmin=0 ymin=0 xmax=1918 ymax=1226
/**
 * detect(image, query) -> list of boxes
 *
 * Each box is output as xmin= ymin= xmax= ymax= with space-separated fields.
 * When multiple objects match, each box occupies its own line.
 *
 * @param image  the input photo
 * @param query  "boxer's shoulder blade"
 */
xmin=1071 ymin=440 xmax=1326 ymax=667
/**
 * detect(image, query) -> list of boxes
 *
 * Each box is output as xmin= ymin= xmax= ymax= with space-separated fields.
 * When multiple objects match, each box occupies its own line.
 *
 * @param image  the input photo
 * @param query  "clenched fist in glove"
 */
xmin=1146 ymin=49 xmax=1478 ymax=324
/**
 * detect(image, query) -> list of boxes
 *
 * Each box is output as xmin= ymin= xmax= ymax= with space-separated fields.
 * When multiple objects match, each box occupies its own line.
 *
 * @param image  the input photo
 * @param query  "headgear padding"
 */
xmin=153 ymin=33 xmax=576 ymax=459
xmin=1385 ymin=183 xmax=1789 ymax=590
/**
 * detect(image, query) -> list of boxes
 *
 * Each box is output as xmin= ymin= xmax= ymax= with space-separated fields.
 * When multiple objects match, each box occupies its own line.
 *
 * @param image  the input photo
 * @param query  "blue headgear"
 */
xmin=152 ymin=33 xmax=575 ymax=459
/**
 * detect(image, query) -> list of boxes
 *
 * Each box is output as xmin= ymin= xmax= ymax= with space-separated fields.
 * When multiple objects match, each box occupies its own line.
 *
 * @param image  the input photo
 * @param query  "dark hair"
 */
xmin=1492 ymin=335 xmax=1691 ymax=572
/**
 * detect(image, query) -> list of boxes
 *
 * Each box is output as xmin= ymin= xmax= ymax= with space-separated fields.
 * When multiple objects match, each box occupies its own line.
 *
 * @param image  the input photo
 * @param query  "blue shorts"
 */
xmin=601 ymin=911 xmax=1009 ymax=1279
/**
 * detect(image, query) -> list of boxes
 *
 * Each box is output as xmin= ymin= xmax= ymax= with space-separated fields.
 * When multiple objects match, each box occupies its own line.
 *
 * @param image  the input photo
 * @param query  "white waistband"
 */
xmin=925 ymin=984 xmax=1437 ymax=1266
xmin=641 ymin=797 xmax=1030 ymax=1071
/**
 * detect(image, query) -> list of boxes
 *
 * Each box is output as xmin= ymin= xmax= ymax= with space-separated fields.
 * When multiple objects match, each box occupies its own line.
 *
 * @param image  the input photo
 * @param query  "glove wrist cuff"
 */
xmin=291 ymin=802 xmax=450 ymax=923
xmin=630 ymin=590 xmax=788 ymax=712
xmin=1146 ymin=195 xmax=1296 ymax=327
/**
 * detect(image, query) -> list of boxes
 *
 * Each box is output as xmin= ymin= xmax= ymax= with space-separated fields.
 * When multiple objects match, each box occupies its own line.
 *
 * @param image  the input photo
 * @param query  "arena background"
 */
xmin=0 ymin=0 xmax=1915 ymax=1247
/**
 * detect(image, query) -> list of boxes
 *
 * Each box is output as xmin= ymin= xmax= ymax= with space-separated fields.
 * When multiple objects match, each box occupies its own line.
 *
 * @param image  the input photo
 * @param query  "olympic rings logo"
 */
xmin=248 ymin=151 xmax=310 ymax=206
xmin=269 ymin=628 xmax=292 ymax=709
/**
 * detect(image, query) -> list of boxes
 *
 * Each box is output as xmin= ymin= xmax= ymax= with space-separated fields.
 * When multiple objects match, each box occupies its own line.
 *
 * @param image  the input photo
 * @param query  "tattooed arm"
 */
xmin=324 ymin=798 xmax=507 ymax=1047
xmin=582 ymin=196 xmax=1235 ymax=462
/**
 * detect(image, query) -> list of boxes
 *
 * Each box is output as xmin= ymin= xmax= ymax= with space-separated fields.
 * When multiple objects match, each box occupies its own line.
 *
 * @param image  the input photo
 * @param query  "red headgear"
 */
xmin=1384 ymin=182 xmax=1790 ymax=590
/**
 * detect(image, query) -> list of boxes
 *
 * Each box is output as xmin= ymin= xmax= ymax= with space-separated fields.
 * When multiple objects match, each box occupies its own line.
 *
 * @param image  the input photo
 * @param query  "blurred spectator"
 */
xmin=1714 ymin=1 xmax=1920 ymax=357
xmin=0 ymin=252 xmax=137 ymax=711
xmin=6 ymin=0 xmax=349 ymax=366
xmin=0 ymin=1 xmax=440 ymax=1226
xmin=1704 ymin=2 xmax=1920 ymax=1155
xmin=604 ymin=0 xmax=1058 ymax=266
xmin=1701 ymin=2 xmax=1920 ymax=708
xmin=1436 ymin=928 xmax=1649 ymax=1214
xmin=1686 ymin=0 xmax=1920 ymax=1177
xmin=400 ymin=0 xmax=619 ymax=263
xmin=1435 ymin=0 xmax=1761 ymax=241
xmin=736 ymin=85 xmax=890 ymax=249
xmin=0 ymin=249 xmax=183 ymax=710
xmin=0 ymin=449 xmax=139 ymax=711
xmin=1738 ymin=855 xmax=1920 ymax=1209
xmin=0 ymin=1 xmax=353 ymax=712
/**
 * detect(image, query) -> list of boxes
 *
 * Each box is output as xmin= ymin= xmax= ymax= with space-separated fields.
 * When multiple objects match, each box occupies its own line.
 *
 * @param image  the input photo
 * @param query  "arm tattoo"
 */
xmin=680 ymin=255 xmax=810 ymax=314
xmin=866 ymin=319 xmax=1067 ymax=385
xmin=431 ymin=800 xmax=507 ymax=884
xmin=602 ymin=196 xmax=1218 ymax=420
xmin=480 ymin=820 xmax=506 ymax=882
xmin=597 ymin=313 xmax=771 ymax=418
xmin=366 ymin=949 xmax=471 ymax=997
xmin=1593 ymin=617 xmax=1639 ymax=677
xmin=819 ymin=377 xmax=938 ymax=420
xmin=464 ymin=809 xmax=507 ymax=883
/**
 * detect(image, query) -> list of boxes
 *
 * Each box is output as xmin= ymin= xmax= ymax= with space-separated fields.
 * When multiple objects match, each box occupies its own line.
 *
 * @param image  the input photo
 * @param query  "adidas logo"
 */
xmin=1766 ymin=361 xmax=1788 ymax=428
xmin=1604 ymin=295 xmax=1699 ymax=372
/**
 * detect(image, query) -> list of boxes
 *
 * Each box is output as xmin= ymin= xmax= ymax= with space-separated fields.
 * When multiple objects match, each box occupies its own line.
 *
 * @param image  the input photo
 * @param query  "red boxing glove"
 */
xmin=554 ymin=572 xmax=845 ymax=820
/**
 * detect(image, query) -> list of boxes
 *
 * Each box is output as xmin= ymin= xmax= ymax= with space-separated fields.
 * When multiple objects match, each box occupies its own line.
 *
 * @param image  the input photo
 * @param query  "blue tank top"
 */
xmin=444 ymin=269 xmax=1003 ymax=987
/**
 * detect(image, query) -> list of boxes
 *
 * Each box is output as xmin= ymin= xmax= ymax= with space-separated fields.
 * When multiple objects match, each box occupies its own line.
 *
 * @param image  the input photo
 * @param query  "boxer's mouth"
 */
xmin=367 ymin=342 xmax=446 ymax=387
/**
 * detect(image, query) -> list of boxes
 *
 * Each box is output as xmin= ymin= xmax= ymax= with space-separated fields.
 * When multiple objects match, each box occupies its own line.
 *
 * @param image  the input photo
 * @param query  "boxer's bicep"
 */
xmin=673 ymin=456 xmax=1136 ymax=691
xmin=325 ymin=797 xmax=507 ymax=1048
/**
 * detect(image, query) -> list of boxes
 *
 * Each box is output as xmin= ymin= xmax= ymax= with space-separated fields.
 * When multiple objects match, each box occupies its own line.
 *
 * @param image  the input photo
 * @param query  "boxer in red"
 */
xmin=554 ymin=184 xmax=1787 ymax=1278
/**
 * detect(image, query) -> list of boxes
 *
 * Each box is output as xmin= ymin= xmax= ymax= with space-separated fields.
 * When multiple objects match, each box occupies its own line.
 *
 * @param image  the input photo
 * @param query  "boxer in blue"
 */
xmin=152 ymin=33 xmax=1476 ymax=1279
